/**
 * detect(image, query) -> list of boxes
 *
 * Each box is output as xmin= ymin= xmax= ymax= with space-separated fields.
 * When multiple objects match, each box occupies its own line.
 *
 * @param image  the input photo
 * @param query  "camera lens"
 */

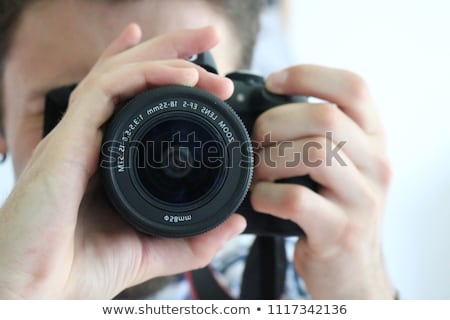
xmin=135 ymin=116 xmax=225 ymax=205
xmin=101 ymin=85 xmax=253 ymax=238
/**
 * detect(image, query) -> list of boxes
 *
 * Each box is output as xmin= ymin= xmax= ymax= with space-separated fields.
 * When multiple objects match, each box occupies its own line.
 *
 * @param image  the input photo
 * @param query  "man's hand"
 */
xmin=0 ymin=25 xmax=245 ymax=299
xmin=250 ymin=65 xmax=395 ymax=299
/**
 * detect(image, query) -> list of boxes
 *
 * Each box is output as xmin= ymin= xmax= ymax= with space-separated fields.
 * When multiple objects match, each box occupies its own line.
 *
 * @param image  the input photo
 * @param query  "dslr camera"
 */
xmin=44 ymin=52 xmax=316 ymax=238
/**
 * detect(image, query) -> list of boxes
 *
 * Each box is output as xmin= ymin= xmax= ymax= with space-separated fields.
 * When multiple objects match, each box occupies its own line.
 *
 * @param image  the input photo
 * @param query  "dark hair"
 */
xmin=0 ymin=0 xmax=266 ymax=135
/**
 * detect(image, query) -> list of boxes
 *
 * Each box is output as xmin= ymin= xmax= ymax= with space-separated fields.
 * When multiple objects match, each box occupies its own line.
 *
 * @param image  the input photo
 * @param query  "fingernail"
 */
xmin=266 ymin=70 xmax=288 ymax=94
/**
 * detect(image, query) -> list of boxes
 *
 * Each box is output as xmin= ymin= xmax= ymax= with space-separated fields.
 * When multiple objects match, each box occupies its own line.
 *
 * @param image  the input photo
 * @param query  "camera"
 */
xmin=44 ymin=52 xmax=317 ymax=238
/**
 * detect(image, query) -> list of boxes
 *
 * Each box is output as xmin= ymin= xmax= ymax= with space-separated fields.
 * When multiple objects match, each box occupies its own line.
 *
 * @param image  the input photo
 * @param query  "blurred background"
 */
xmin=1 ymin=0 xmax=449 ymax=299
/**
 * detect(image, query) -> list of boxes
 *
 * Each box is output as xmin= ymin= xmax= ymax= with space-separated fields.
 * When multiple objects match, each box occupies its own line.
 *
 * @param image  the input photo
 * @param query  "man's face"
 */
xmin=1 ymin=0 xmax=237 ymax=177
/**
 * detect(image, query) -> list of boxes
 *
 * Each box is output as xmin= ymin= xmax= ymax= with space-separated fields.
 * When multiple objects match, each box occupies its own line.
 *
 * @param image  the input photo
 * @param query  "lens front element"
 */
xmin=135 ymin=117 xmax=225 ymax=206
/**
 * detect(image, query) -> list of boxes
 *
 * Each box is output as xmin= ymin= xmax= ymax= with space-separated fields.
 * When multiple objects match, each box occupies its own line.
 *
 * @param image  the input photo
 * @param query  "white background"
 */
xmin=1 ymin=0 xmax=450 ymax=299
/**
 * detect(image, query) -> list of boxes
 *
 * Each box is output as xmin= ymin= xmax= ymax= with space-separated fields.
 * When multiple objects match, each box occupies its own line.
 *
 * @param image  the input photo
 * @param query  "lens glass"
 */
xmin=135 ymin=116 xmax=225 ymax=205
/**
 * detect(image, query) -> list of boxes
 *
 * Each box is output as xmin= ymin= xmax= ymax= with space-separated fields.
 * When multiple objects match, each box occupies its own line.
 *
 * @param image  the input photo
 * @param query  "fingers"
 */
xmin=258 ymin=64 xmax=390 ymax=184
xmin=254 ymin=136 xmax=376 ymax=208
xmin=252 ymin=102 xmax=376 ymax=172
xmin=65 ymin=25 xmax=232 ymax=131
xmin=101 ymin=61 xmax=233 ymax=101
xmin=133 ymin=214 xmax=246 ymax=283
xmin=145 ymin=26 xmax=220 ymax=60
xmin=266 ymin=65 xmax=382 ymax=135
xmin=101 ymin=25 xmax=220 ymax=65
xmin=66 ymin=60 xmax=232 ymax=130
xmin=252 ymin=64 xmax=393 ymax=299
xmin=48 ymin=24 xmax=233 ymax=204
xmin=251 ymin=182 xmax=346 ymax=248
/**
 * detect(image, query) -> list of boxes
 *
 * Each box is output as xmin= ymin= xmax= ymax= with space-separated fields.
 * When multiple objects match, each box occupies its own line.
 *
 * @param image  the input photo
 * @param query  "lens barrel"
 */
xmin=101 ymin=85 xmax=253 ymax=237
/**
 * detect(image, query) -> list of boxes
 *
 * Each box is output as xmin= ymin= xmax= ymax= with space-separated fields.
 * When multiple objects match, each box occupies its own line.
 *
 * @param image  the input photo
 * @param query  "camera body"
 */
xmin=224 ymin=71 xmax=317 ymax=237
xmin=44 ymin=53 xmax=316 ymax=238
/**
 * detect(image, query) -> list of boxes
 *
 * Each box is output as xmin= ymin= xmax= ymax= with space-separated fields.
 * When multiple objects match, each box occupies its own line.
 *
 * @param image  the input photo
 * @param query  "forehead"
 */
xmin=4 ymin=0 xmax=233 ymax=95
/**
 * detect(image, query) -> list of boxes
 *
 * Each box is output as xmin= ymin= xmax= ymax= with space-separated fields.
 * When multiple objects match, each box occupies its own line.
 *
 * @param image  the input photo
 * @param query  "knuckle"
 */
xmin=96 ymin=73 xmax=119 ymax=103
xmin=283 ymin=185 xmax=306 ymax=216
xmin=312 ymin=103 xmax=341 ymax=131
xmin=96 ymin=74 xmax=112 ymax=94
xmin=376 ymin=155 xmax=393 ymax=188
xmin=252 ymin=111 xmax=274 ymax=142
xmin=68 ymin=89 xmax=80 ymax=106
xmin=69 ymin=77 xmax=95 ymax=104
xmin=85 ymin=73 xmax=110 ymax=94
xmin=344 ymin=71 xmax=371 ymax=103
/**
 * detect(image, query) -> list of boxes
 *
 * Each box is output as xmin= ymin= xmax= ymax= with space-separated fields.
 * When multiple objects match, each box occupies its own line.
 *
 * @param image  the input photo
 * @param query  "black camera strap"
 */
xmin=188 ymin=236 xmax=287 ymax=299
